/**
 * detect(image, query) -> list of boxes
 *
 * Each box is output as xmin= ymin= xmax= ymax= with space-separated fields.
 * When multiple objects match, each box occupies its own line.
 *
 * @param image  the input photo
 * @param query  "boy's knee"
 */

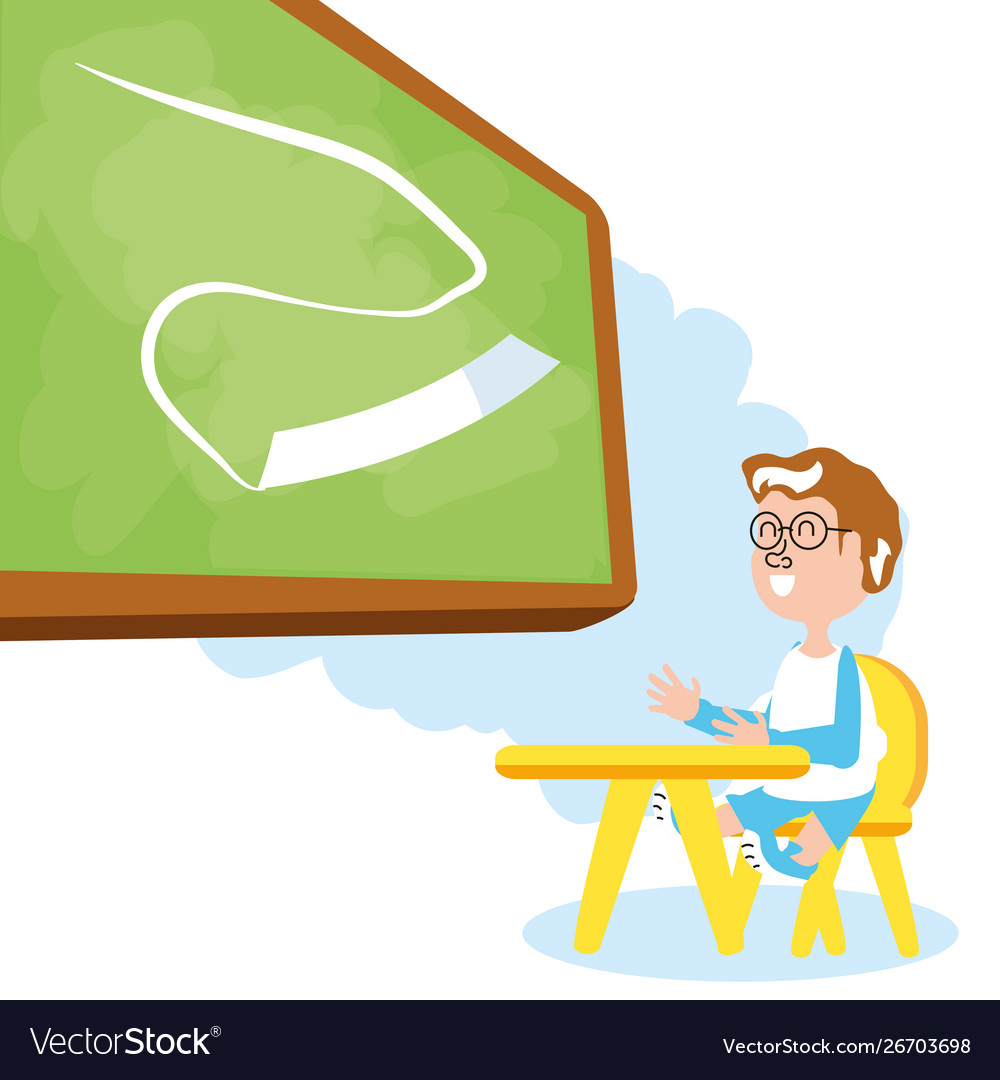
xmin=716 ymin=802 xmax=743 ymax=836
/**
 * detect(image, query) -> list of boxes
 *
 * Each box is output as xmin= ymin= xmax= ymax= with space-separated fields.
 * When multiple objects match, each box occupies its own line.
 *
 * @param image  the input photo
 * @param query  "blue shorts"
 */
xmin=726 ymin=786 xmax=876 ymax=850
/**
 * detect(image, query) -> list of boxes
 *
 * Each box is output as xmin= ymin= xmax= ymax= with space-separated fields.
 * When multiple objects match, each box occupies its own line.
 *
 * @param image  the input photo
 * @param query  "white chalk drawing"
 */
xmin=79 ymin=64 xmax=559 ymax=490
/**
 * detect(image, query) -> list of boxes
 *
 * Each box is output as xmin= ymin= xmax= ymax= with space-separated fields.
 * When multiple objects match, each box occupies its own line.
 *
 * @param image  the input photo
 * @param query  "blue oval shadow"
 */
xmin=524 ymin=886 xmax=957 ymax=981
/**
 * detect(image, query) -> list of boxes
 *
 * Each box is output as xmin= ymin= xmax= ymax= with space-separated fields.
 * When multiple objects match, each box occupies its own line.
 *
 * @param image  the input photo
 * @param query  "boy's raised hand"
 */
xmin=647 ymin=664 xmax=701 ymax=722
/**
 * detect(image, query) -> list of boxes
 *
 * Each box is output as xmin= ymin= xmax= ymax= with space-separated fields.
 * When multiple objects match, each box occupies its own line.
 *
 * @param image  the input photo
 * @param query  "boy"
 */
xmin=647 ymin=448 xmax=902 ymax=879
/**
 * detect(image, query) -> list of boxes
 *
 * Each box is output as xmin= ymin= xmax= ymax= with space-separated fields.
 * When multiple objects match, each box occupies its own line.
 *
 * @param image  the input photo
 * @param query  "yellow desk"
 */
xmin=495 ymin=744 xmax=810 ymax=954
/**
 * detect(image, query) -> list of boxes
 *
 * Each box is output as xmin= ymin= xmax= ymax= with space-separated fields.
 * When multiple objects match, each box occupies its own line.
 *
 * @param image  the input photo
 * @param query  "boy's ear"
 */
xmin=841 ymin=530 xmax=863 ymax=563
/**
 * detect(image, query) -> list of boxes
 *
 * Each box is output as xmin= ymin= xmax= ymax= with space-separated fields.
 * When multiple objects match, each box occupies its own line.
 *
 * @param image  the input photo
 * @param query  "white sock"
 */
xmin=651 ymin=781 xmax=668 ymax=823
xmin=739 ymin=830 xmax=773 ymax=874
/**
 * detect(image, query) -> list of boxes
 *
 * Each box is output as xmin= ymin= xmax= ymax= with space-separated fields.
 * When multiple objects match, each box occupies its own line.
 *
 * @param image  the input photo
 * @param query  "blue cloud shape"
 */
xmin=200 ymin=260 xmax=905 ymax=822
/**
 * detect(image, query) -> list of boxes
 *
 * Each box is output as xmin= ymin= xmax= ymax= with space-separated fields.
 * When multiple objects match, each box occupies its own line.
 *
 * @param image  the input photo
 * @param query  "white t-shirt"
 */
xmin=732 ymin=646 xmax=887 ymax=802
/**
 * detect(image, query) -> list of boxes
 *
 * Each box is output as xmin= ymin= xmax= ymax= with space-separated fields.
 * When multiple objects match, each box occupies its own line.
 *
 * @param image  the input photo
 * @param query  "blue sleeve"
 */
xmin=766 ymin=647 xmax=862 ymax=767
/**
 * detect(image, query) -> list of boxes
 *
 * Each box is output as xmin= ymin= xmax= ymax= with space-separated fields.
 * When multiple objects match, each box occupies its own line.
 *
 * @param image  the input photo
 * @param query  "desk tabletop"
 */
xmin=495 ymin=744 xmax=810 ymax=780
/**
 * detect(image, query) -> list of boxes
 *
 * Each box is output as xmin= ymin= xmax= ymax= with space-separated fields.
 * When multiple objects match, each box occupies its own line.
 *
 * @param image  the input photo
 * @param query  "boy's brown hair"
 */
xmin=742 ymin=448 xmax=902 ymax=594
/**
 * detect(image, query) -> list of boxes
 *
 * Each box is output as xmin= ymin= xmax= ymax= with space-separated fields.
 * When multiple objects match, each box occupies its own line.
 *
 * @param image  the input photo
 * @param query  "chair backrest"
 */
xmin=855 ymin=654 xmax=928 ymax=820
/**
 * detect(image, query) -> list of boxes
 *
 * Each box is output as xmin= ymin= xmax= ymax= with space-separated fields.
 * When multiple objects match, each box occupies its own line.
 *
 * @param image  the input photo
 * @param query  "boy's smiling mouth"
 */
xmin=770 ymin=575 xmax=795 ymax=597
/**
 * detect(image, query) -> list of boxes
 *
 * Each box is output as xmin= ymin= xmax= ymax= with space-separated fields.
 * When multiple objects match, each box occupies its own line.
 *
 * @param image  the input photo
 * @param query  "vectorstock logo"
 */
xmin=30 ymin=1026 xmax=220 ymax=1055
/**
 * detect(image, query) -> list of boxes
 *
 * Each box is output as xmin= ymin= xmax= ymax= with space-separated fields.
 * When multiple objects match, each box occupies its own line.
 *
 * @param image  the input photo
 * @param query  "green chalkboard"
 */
xmin=0 ymin=0 xmax=633 ymax=638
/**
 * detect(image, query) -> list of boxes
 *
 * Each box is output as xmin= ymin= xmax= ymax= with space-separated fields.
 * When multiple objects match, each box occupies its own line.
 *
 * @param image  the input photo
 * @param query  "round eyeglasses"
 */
xmin=750 ymin=511 xmax=853 ymax=552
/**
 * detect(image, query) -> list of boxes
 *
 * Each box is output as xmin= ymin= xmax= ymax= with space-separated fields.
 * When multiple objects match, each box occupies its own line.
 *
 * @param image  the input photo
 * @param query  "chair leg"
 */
xmin=791 ymin=842 xmax=847 ymax=957
xmin=574 ymin=778 xmax=655 ymax=954
xmin=863 ymin=836 xmax=919 ymax=957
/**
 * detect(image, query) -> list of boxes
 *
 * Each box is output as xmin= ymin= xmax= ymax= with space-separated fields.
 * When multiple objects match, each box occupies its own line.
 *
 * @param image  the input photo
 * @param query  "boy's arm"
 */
xmin=765 ymin=648 xmax=862 ymax=767
xmin=685 ymin=692 xmax=772 ymax=737
xmin=647 ymin=665 xmax=771 ymax=741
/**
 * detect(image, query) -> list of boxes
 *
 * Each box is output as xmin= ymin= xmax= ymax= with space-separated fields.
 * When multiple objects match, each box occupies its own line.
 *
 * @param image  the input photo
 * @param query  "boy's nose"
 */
xmin=765 ymin=538 xmax=793 ymax=569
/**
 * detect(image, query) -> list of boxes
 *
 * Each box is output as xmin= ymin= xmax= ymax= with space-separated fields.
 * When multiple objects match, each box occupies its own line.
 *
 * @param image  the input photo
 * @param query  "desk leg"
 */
xmin=665 ymin=779 xmax=744 ymax=955
xmin=574 ymin=778 xmax=655 ymax=954
xmin=732 ymin=847 xmax=762 ymax=938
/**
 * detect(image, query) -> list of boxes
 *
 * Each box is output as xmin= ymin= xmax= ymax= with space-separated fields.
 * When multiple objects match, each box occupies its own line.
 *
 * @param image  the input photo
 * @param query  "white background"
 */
xmin=2 ymin=0 xmax=997 ymax=999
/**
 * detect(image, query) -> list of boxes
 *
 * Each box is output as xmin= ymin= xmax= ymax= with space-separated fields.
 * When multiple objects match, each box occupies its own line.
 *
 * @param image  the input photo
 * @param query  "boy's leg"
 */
xmin=775 ymin=789 xmax=875 ymax=880
xmin=725 ymin=789 xmax=792 ymax=873
xmin=657 ymin=795 xmax=744 ymax=837
xmin=790 ymin=815 xmax=834 ymax=866
xmin=716 ymin=802 xmax=744 ymax=836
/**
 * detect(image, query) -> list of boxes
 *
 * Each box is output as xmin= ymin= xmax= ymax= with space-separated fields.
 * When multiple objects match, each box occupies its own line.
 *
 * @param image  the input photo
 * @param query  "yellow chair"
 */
xmin=735 ymin=654 xmax=928 ymax=957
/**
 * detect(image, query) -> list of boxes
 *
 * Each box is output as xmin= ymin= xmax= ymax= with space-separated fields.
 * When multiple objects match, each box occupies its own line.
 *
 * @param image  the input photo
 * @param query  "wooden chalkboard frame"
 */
xmin=0 ymin=0 xmax=635 ymax=640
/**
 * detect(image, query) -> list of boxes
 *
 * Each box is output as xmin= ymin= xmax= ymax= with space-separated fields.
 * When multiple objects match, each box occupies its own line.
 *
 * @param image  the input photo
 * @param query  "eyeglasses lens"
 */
xmin=750 ymin=512 xmax=783 ymax=550
xmin=789 ymin=512 xmax=827 ymax=550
